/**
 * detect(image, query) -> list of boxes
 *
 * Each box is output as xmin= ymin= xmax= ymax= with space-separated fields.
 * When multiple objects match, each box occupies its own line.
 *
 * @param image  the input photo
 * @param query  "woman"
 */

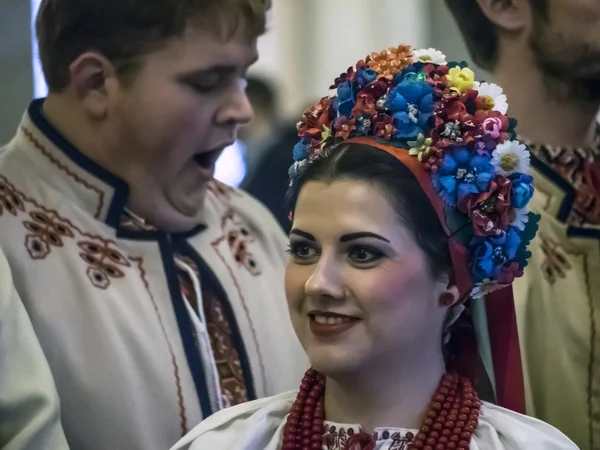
xmin=170 ymin=45 xmax=577 ymax=449
xmin=0 ymin=246 xmax=69 ymax=449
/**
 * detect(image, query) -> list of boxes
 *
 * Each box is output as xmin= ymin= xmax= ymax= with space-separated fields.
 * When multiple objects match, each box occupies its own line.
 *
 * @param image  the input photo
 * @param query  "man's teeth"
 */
xmin=313 ymin=315 xmax=354 ymax=325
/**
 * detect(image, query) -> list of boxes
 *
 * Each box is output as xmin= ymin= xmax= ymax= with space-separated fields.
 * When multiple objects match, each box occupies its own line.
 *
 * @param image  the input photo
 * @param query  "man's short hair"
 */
xmin=36 ymin=0 xmax=271 ymax=92
xmin=444 ymin=0 xmax=548 ymax=71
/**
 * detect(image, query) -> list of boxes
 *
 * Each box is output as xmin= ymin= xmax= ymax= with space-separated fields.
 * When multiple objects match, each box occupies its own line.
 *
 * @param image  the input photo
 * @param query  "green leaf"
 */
xmin=514 ymin=212 xmax=541 ymax=269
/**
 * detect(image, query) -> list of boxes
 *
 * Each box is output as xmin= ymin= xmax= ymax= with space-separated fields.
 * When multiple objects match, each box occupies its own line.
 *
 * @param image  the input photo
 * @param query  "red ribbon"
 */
xmin=346 ymin=137 xmax=526 ymax=413
xmin=485 ymin=288 xmax=526 ymax=414
xmin=584 ymin=161 xmax=600 ymax=201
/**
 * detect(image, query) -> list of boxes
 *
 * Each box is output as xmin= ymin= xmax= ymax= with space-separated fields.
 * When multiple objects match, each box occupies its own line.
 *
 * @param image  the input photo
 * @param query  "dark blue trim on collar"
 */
xmin=531 ymin=152 xmax=600 ymax=239
xmin=567 ymin=227 xmax=600 ymax=239
xmin=28 ymin=99 xmax=129 ymax=229
xmin=158 ymin=234 xmax=214 ymax=418
xmin=116 ymin=224 xmax=207 ymax=241
xmin=175 ymin=224 xmax=207 ymax=240
xmin=530 ymin=152 xmax=575 ymax=223
xmin=175 ymin=238 xmax=257 ymax=402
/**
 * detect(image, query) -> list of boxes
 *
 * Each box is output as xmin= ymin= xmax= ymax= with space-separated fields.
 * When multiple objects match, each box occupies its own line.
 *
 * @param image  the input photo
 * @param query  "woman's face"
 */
xmin=285 ymin=180 xmax=455 ymax=377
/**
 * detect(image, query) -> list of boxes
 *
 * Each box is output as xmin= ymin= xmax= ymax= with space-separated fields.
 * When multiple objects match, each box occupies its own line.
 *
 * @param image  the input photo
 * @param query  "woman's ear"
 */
xmin=439 ymin=284 xmax=461 ymax=308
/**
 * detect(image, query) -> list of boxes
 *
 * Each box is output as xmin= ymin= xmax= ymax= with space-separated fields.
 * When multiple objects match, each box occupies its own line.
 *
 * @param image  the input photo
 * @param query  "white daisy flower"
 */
xmin=491 ymin=140 xmax=531 ymax=176
xmin=511 ymin=207 xmax=530 ymax=231
xmin=470 ymin=280 xmax=503 ymax=299
xmin=474 ymin=81 xmax=508 ymax=114
xmin=412 ymin=48 xmax=447 ymax=65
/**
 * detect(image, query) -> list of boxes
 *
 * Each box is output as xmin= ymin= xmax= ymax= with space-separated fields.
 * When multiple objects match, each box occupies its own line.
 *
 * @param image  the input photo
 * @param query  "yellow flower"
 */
xmin=408 ymin=133 xmax=433 ymax=161
xmin=447 ymin=67 xmax=475 ymax=92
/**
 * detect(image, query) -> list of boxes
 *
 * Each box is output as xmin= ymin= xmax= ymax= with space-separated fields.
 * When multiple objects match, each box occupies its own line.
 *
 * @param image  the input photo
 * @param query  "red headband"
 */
xmin=346 ymin=136 xmax=526 ymax=414
xmin=348 ymin=136 xmax=473 ymax=299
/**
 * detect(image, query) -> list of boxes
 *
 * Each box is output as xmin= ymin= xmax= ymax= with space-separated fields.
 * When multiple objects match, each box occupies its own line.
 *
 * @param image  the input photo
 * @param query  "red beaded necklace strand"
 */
xmin=281 ymin=368 xmax=481 ymax=450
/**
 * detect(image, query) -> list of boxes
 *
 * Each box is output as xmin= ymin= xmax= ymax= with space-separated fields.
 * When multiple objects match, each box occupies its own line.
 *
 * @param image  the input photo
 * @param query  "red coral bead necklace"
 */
xmin=281 ymin=368 xmax=481 ymax=450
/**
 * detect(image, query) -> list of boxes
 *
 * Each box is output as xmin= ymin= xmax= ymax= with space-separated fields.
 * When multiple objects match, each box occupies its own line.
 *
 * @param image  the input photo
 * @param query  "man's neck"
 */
xmin=323 ymin=349 xmax=445 ymax=433
xmin=493 ymin=56 xmax=599 ymax=149
xmin=42 ymin=95 xmax=114 ymax=169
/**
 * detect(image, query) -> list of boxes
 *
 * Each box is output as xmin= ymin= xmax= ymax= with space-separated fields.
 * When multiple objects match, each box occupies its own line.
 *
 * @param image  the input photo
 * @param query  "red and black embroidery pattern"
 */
xmin=23 ymin=211 xmax=74 ymax=260
xmin=174 ymin=254 xmax=250 ymax=408
xmin=119 ymin=211 xmax=253 ymax=408
xmin=78 ymin=241 xmax=131 ymax=289
xmin=521 ymin=129 xmax=600 ymax=227
xmin=539 ymin=234 xmax=572 ymax=285
xmin=219 ymin=209 xmax=261 ymax=276
xmin=323 ymin=424 xmax=415 ymax=450
xmin=0 ymin=179 xmax=25 ymax=217
xmin=207 ymin=179 xmax=241 ymax=200
xmin=1 ymin=176 xmax=131 ymax=291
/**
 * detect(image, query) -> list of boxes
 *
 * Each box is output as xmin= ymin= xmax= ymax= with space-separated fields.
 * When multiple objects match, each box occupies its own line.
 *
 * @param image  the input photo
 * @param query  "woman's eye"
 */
xmin=348 ymin=246 xmax=382 ymax=264
xmin=288 ymin=242 xmax=317 ymax=259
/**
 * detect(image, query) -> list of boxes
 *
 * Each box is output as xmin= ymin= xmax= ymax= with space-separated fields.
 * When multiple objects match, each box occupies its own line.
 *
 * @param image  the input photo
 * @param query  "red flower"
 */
xmin=351 ymin=91 xmax=377 ymax=117
xmin=374 ymin=115 xmax=396 ymax=140
xmin=459 ymin=176 xmax=512 ymax=236
xmin=446 ymin=98 xmax=475 ymax=123
xmin=497 ymin=262 xmax=523 ymax=284
xmin=334 ymin=116 xmax=357 ymax=140
xmin=297 ymin=96 xmax=333 ymax=139
xmin=330 ymin=60 xmax=366 ymax=89
xmin=431 ymin=96 xmax=481 ymax=149
xmin=425 ymin=63 xmax=449 ymax=95
xmin=422 ymin=146 xmax=445 ymax=173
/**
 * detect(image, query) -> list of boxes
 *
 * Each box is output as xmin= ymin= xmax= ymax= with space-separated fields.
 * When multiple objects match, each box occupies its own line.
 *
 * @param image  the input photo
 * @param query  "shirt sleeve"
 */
xmin=472 ymin=402 xmax=579 ymax=449
xmin=0 ymin=248 xmax=70 ymax=450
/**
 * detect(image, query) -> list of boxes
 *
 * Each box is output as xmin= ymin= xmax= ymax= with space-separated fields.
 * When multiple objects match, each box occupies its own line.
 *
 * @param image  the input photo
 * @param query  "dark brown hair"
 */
xmin=36 ymin=0 xmax=271 ymax=91
xmin=286 ymin=143 xmax=452 ymax=280
xmin=444 ymin=0 xmax=548 ymax=71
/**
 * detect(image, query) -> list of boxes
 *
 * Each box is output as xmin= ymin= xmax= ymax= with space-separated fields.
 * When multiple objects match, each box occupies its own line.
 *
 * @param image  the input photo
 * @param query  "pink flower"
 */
xmin=483 ymin=117 xmax=502 ymax=139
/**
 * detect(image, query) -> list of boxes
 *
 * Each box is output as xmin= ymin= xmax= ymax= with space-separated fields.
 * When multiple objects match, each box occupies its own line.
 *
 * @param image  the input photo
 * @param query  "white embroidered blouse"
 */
xmin=170 ymin=391 xmax=580 ymax=450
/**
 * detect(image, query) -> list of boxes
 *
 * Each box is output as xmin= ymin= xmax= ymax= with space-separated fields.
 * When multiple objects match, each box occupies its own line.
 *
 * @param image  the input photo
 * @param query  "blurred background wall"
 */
xmin=0 ymin=0 xmax=34 ymax=145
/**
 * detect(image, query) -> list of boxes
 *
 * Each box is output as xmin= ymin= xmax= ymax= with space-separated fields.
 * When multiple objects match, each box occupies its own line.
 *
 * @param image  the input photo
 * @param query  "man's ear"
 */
xmin=476 ymin=0 xmax=531 ymax=32
xmin=68 ymin=52 xmax=117 ymax=119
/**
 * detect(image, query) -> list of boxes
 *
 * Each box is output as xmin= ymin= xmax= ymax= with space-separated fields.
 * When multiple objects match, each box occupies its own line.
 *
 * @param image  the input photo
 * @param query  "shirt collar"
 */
xmin=18 ymin=99 xmax=207 ymax=237
xmin=19 ymin=98 xmax=129 ymax=229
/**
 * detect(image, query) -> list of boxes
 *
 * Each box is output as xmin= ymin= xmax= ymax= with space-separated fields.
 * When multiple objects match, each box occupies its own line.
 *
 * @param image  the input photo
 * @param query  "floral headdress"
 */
xmin=289 ymin=45 xmax=539 ymax=300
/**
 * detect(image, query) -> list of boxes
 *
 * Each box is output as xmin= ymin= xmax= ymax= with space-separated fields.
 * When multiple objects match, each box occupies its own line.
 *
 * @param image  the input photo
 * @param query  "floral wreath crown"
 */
xmin=289 ymin=45 xmax=539 ymax=299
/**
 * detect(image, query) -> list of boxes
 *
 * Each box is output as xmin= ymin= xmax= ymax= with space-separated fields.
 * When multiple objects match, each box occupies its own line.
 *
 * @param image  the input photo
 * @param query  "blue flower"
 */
xmin=333 ymin=81 xmax=357 ymax=117
xmin=470 ymin=228 xmax=522 ymax=282
xmin=385 ymin=73 xmax=434 ymax=140
xmin=509 ymin=173 xmax=534 ymax=209
xmin=293 ymin=140 xmax=310 ymax=162
xmin=432 ymin=147 xmax=494 ymax=206
xmin=394 ymin=63 xmax=424 ymax=82
xmin=355 ymin=67 xmax=378 ymax=87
